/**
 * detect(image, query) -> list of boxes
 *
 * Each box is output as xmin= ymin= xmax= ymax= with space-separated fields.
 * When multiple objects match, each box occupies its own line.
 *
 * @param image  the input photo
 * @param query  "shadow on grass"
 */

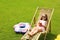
xmin=39 ymin=33 xmax=57 ymax=40
xmin=46 ymin=33 xmax=56 ymax=40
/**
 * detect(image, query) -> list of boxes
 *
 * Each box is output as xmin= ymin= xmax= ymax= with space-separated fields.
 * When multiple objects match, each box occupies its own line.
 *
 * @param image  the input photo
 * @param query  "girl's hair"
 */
xmin=40 ymin=14 xmax=48 ymax=21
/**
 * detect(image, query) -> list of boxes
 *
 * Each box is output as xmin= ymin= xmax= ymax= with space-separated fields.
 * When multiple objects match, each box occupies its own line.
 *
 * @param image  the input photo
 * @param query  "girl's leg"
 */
xmin=38 ymin=27 xmax=45 ymax=32
xmin=41 ymin=27 xmax=45 ymax=32
xmin=28 ymin=27 xmax=38 ymax=36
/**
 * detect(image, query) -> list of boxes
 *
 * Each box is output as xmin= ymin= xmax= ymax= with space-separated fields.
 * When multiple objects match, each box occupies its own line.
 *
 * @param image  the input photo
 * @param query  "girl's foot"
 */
xmin=28 ymin=33 xmax=33 ymax=37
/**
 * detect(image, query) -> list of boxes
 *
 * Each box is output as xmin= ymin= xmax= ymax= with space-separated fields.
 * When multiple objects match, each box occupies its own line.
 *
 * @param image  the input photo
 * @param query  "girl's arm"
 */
xmin=45 ymin=21 xmax=48 ymax=27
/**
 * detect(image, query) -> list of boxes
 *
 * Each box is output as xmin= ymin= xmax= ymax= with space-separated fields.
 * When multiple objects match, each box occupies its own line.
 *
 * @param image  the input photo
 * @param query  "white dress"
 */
xmin=37 ymin=20 xmax=47 ymax=32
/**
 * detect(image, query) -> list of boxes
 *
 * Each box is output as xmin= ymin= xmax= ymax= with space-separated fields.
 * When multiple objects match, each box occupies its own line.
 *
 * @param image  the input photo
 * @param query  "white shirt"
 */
xmin=37 ymin=20 xmax=47 ymax=27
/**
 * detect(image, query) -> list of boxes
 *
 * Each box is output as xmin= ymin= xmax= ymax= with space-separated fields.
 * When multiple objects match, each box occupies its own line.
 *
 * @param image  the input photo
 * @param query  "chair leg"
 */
xmin=49 ymin=21 xmax=51 ymax=33
xmin=34 ymin=17 xmax=36 ymax=25
xmin=44 ymin=33 xmax=47 ymax=40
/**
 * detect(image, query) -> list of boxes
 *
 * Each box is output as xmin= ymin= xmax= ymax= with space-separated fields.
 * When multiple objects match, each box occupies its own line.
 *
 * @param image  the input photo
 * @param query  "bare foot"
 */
xmin=28 ymin=33 xmax=33 ymax=37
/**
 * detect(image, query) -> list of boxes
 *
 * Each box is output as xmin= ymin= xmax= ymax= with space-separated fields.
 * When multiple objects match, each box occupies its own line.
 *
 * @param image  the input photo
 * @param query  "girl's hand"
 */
xmin=39 ymin=23 xmax=42 ymax=26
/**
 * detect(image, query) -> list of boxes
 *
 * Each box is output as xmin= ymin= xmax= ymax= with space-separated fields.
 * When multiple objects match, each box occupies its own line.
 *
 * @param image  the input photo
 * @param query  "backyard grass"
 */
xmin=0 ymin=0 xmax=60 ymax=40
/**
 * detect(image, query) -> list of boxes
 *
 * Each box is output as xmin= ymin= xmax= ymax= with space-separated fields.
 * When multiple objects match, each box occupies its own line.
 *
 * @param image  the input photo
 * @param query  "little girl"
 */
xmin=28 ymin=14 xmax=48 ymax=36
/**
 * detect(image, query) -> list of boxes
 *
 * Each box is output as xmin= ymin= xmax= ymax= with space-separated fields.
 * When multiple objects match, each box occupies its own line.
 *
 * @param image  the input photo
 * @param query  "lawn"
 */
xmin=0 ymin=0 xmax=60 ymax=40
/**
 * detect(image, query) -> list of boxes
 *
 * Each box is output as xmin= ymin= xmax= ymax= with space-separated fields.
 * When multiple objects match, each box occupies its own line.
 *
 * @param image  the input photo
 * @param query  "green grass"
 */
xmin=0 ymin=0 xmax=60 ymax=40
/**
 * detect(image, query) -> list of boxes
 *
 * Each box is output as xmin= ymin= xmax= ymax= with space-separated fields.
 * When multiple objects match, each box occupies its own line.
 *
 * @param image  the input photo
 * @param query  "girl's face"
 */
xmin=42 ymin=16 xmax=46 ymax=20
xmin=40 ymin=14 xmax=47 ymax=21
